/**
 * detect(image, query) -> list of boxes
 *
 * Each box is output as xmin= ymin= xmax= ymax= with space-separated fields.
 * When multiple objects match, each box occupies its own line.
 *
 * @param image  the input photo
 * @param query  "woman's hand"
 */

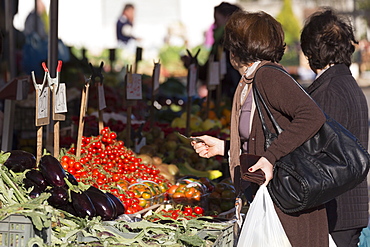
xmin=191 ymin=135 xmax=224 ymax=158
xmin=249 ymin=157 xmax=274 ymax=185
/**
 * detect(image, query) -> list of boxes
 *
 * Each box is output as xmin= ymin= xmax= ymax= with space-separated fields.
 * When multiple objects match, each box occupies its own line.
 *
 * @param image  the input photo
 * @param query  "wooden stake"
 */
xmin=33 ymin=71 xmax=50 ymax=164
xmin=150 ymin=61 xmax=160 ymax=128
xmin=98 ymin=109 xmax=104 ymax=133
xmin=36 ymin=126 xmax=43 ymax=164
xmin=76 ymin=81 xmax=90 ymax=159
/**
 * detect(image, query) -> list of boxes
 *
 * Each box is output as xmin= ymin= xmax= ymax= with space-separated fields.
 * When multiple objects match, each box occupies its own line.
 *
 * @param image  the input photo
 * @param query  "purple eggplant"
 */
xmin=39 ymin=155 xmax=67 ymax=187
xmin=71 ymin=191 xmax=96 ymax=219
xmin=23 ymin=178 xmax=37 ymax=189
xmin=85 ymin=186 xmax=116 ymax=221
xmin=29 ymin=186 xmax=42 ymax=198
xmin=47 ymin=186 xmax=69 ymax=207
xmin=25 ymin=169 xmax=47 ymax=191
xmin=57 ymin=202 xmax=78 ymax=216
xmin=23 ymin=178 xmax=43 ymax=198
xmin=66 ymin=172 xmax=78 ymax=186
xmin=4 ymin=150 xmax=37 ymax=172
xmin=106 ymin=192 xmax=125 ymax=216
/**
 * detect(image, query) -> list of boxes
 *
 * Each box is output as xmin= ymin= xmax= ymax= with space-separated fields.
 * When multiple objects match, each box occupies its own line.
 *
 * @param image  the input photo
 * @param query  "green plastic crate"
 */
xmin=197 ymin=220 xmax=236 ymax=247
xmin=0 ymin=215 xmax=50 ymax=247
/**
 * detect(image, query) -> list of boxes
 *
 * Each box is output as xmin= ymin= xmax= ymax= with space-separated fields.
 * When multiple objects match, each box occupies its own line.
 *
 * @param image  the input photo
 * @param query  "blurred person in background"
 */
xmin=116 ymin=3 xmax=138 ymax=46
xmin=24 ymin=0 xmax=48 ymax=39
xmin=183 ymin=2 xmax=241 ymax=99
xmin=301 ymin=8 xmax=369 ymax=247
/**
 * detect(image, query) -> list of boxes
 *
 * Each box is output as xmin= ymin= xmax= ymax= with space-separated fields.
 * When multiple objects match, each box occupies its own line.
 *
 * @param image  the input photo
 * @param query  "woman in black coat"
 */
xmin=301 ymin=8 xmax=369 ymax=247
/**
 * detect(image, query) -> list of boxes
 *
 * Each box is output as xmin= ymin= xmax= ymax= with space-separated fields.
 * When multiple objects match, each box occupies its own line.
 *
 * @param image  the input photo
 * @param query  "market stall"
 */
xmin=0 ymin=0 xmax=245 ymax=245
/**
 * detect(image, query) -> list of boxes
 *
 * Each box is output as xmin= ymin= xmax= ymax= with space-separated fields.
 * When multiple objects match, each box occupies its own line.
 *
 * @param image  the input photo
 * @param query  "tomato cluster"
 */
xmin=145 ymin=206 xmax=205 ymax=221
xmin=61 ymin=127 xmax=171 ymax=214
xmin=128 ymin=181 xmax=167 ymax=208
xmin=168 ymin=177 xmax=210 ymax=205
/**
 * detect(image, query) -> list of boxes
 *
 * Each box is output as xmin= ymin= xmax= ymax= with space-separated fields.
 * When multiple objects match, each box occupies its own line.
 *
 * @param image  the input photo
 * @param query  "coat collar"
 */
xmin=307 ymin=64 xmax=352 ymax=94
xmin=243 ymin=61 xmax=280 ymax=83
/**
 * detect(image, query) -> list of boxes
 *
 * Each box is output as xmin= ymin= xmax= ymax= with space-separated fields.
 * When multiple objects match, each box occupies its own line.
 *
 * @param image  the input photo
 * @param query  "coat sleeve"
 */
xmin=255 ymin=67 xmax=326 ymax=164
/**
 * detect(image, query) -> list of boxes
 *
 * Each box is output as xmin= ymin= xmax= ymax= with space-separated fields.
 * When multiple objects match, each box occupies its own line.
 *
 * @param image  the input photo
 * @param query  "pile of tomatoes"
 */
xmin=60 ymin=127 xmax=172 ymax=214
xmin=145 ymin=205 xmax=205 ymax=222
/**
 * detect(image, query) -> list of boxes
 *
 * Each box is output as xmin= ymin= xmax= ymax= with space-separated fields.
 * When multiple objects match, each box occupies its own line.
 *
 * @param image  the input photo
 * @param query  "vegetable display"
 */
xmin=4 ymin=150 xmax=37 ymax=172
xmin=61 ymin=127 xmax=171 ymax=214
xmin=0 ymin=127 xmax=242 ymax=247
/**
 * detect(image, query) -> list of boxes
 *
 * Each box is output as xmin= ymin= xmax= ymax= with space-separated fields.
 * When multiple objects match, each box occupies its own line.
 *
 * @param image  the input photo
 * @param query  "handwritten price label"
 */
xmin=127 ymin=74 xmax=142 ymax=100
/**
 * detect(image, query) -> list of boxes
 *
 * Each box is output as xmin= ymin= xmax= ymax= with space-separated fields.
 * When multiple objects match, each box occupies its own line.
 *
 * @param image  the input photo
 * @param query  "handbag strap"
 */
xmin=252 ymin=65 xmax=301 ymax=147
xmin=253 ymin=85 xmax=283 ymax=135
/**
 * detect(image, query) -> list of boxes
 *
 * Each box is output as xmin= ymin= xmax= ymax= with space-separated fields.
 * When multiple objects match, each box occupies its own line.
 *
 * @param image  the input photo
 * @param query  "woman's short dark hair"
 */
xmin=223 ymin=11 xmax=285 ymax=64
xmin=214 ymin=2 xmax=241 ymax=18
xmin=300 ymin=8 xmax=358 ymax=70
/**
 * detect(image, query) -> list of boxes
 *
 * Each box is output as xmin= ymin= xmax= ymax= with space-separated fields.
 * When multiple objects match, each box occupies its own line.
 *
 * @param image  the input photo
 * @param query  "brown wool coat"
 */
xmin=231 ymin=62 xmax=329 ymax=247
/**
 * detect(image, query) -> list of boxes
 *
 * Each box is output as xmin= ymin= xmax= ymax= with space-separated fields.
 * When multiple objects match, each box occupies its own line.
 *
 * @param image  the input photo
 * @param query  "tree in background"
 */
xmin=358 ymin=0 xmax=370 ymax=28
xmin=276 ymin=0 xmax=301 ymax=46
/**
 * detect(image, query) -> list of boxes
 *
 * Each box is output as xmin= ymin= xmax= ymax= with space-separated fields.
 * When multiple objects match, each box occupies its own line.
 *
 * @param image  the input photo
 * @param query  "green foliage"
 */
xmin=357 ymin=0 xmax=370 ymax=25
xmin=358 ymin=0 xmax=370 ymax=10
xmin=158 ymin=44 xmax=210 ymax=76
xmin=280 ymin=45 xmax=300 ymax=66
xmin=158 ymin=44 xmax=187 ymax=76
xmin=276 ymin=0 xmax=301 ymax=46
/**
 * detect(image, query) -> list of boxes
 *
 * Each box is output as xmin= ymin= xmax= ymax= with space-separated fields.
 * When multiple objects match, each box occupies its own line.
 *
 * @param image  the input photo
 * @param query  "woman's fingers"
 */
xmin=249 ymin=157 xmax=274 ymax=184
xmin=192 ymin=142 xmax=209 ymax=158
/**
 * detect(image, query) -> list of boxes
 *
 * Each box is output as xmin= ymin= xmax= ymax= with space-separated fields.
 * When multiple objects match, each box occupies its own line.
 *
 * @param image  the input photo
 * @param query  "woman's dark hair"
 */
xmin=223 ymin=11 xmax=285 ymax=64
xmin=214 ymin=2 xmax=241 ymax=18
xmin=300 ymin=8 xmax=358 ymax=70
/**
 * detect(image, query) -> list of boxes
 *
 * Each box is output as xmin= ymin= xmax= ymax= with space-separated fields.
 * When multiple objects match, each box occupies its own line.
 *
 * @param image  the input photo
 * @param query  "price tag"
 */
xmin=97 ymin=83 xmax=106 ymax=110
xmin=208 ymin=61 xmax=220 ymax=86
xmin=38 ymin=87 xmax=49 ymax=119
xmin=54 ymin=83 xmax=67 ymax=113
xmin=188 ymin=64 xmax=197 ymax=97
xmin=127 ymin=74 xmax=142 ymax=100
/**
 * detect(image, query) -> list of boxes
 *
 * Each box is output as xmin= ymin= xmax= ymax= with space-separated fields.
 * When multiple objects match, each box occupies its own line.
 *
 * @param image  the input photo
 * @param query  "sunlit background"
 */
xmin=2 ymin=0 xmax=370 ymax=153
xmin=12 ymin=0 xmax=365 ymax=63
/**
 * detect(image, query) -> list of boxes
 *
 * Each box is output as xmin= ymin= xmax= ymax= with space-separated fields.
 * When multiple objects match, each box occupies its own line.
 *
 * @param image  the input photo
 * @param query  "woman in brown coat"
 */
xmin=191 ymin=11 xmax=329 ymax=246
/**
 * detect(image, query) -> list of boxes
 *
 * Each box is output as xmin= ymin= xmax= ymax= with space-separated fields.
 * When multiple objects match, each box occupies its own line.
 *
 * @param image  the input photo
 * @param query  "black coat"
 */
xmin=306 ymin=64 xmax=369 ymax=232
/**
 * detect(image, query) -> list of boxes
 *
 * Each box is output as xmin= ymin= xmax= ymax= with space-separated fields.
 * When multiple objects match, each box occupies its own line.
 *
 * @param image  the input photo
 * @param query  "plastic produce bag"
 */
xmin=237 ymin=184 xmax=291 ymax=247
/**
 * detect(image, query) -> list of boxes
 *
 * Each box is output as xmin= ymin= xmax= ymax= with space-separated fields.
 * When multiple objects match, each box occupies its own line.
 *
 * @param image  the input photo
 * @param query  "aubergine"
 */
xmin=106 ymin=192 xmax=125 ymax=216
xmin=4 ymin=150 xmax=37 ymax=172
xmin=23 ymin=178 xmax=38 ymax=190
xmin=57 ymin=202 xmax=78 ymax=216
xmin=66 ymin=172 xmax=78 ymax=186
xmin=85 ymin=186 xmax=116 ymax=221
xmin=23 ymin=178 xmax=43 ymax=198
xmin=29 ymin=186 xmax=42 ymax=198
xmin=25 ymin=169 xmax=47 ymax=191
xmin=39 ymin=155 xmax=67 ymax=187
xmin=47 ymin=186 xmax=69 ymax=207
xmin=71 ymin=191 xmax=96 ymax=219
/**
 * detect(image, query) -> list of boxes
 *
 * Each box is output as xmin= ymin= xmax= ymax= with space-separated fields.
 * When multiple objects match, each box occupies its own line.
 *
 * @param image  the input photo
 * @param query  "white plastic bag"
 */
xmin=237 ymin=184 xmax=292 ymax=247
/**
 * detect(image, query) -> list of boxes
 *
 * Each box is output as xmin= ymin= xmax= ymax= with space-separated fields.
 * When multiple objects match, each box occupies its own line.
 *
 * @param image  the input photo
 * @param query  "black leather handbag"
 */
xmin=253 ymin=66 xmax=370 ymax=214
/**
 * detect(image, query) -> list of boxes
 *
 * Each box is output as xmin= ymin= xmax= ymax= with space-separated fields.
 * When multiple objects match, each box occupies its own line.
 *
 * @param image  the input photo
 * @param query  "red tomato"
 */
xmin=109 ymin=132 xmax=117 ymax=140
xmin=183 ymin=206 xmax=193 ymax=214
xmin=193 ymin=206 xmax=204 ymax=215
xmin=61 ymin=156 xmax=69 ymax=163
xmin=74 ymin=162 xmax=82 ymax=170
xmin=61 ymin=161 xmax=69 ymax=170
